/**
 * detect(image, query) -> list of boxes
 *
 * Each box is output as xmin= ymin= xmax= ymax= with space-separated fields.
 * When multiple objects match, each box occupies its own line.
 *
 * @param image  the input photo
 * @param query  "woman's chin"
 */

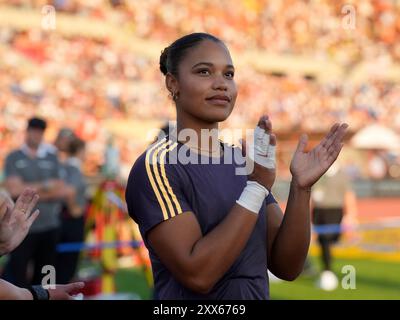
xmin=204 ymin=113 xmax=230 ymax=123
xmin=202 ymin=107 xmax=233 ymax=123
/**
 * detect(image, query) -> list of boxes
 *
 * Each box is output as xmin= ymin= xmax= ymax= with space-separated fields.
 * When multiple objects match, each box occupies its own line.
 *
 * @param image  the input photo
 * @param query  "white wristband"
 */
xmin=236 ymin=180 xmax=269 ymax=214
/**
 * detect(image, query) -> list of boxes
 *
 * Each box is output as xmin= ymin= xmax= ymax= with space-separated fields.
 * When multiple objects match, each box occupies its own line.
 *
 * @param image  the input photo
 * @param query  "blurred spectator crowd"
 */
xmin=0 ymin=0 xmax=400 ymax=179
xmin=5 ymin=0 xmax=400 ymax=64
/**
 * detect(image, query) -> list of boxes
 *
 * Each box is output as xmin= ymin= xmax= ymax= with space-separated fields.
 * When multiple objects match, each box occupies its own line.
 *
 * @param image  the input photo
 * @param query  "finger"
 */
xmin=6 ymin=197 xmax=14 ymax=210
xmin=333 ymin=123 xmax=349 ymax=143
xmin=327 ymin=134 xmax=343 ymax=153
xmin=265 ymin=133 xmax=276 ymax=169
xmin=322 ymin=129 xmax=340 ymax=153
xmin=64 ymin=282 xmax=85 ymax=294
xmin=0 ymin=201 xmax=8 ymax=221
xmin=326 ymin=146 xmax=343 ymax=167
xmin=327 ymin=124 xmax=348 ymax=153
xmin=295 ymin=134 xmax=308 ymax=153
xmin=254 ymin=126 xmax=270 ymax=155
xmin=257 ymin=115 xmax=272 ymax=134
xmin=269 ymin=133 xmax=277 ymax=146
xmin=0 ymin=192 xmax=7 ymax=205
xmin=263 ymin=118 xmax=272 ymax=135
xmin=325 ymin=140 xmax=343 ymax=161
xmin=328 ymin=142 xmax=344 ymax=161
xmin=0 ymin=191 xmax=14 ymax=210
xmin=14 ymin=189 xmax=33 ymax=212
xmin=1 ymin=202 xmax=12 ymax=223
xmin=320 ymin=123 xmax=340 ymax=149
xmin=26 ymin=209 xmax=39 ymax=226
xmin=264 ymin=118 xmax=272 ymax=135
xmin=257 ymin=115 xmax=268 ymax=128
xmin=25 ymin=194 xmax=39 ymax=216
xmin=240 ymin=139 xmax=246 ymax=157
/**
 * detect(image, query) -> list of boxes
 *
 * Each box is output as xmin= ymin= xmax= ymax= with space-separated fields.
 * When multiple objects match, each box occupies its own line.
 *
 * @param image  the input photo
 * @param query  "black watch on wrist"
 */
xmin=28 ymin=285 xmax=50 ymax=300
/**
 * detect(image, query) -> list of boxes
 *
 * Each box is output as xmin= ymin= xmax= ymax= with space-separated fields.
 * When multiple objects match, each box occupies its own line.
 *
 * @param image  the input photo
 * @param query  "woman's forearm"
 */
xmin=269 ymin=180 xmax=311 ymax=280
xmin=188 ymin=205 xmax=258 ymax=292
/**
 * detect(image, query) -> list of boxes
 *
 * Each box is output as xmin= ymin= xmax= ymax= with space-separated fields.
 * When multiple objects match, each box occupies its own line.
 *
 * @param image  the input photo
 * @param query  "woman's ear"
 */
xmin=165 ymin=73 xmax=178 ymax=96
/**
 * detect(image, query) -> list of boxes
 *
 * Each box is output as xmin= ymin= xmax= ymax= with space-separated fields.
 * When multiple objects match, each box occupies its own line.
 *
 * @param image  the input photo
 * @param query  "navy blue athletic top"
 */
xmin=125 ymin=137 xmax=277 ymax=300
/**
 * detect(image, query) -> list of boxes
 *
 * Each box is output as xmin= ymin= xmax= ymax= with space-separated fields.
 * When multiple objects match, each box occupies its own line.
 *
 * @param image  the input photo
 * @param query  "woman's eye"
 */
xmin=198 ymin=69 xmax=210 ymax=75
xmin=226 ymin=71 xmax=234 ymax=78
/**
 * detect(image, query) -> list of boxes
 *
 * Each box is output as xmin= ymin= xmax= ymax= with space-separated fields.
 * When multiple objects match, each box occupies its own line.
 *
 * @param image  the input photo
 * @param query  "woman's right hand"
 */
xmin=241 ymin=115 xmax=276 ymax=191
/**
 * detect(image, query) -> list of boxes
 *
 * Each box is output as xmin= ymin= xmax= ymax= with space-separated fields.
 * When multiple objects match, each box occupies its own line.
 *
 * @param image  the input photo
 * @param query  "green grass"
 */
xmin=114 ymin=268 xmax=153 ymax=299
xmin=270 ymin=256 xmax=400 ymax=300
xmin=114 ymin=256 xmax=400 ymax=300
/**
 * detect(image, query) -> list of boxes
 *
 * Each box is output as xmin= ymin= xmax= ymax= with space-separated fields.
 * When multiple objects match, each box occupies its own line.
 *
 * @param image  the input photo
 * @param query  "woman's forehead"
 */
xmin=182 ymin=40 xmax=233 ymax=67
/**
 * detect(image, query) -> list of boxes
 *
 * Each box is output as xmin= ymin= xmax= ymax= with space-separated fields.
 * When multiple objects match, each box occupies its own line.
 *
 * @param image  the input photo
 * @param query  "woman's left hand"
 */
xmin=290 ymin=123 xmax=349 ymax=189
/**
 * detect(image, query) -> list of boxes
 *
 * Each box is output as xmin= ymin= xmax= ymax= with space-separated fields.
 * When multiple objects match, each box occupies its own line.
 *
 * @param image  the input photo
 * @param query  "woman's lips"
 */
xmin=205 ymin=98 xmax=230 ymax=106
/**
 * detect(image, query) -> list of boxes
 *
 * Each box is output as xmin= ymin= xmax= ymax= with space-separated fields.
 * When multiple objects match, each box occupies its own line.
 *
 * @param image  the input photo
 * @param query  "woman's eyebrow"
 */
xmin=191 ymin=62 xmax=235 ymax=69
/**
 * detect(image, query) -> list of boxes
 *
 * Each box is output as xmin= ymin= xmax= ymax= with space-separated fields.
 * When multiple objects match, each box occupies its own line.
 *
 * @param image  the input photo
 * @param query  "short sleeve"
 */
xmin=125 ymin=142 xmax=192 ymax=239
xmin=4 ymin=153 xmax=19 ymax=178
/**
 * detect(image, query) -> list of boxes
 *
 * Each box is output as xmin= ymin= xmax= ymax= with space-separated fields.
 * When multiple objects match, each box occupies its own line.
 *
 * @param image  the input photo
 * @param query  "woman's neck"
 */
xmin=175 ymin=111 xmax=221 ymax=155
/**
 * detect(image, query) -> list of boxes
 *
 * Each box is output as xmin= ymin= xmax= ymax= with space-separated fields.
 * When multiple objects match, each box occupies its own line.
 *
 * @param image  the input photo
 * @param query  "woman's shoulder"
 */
xmin=128 ymin=138 xmax=181 ymax=179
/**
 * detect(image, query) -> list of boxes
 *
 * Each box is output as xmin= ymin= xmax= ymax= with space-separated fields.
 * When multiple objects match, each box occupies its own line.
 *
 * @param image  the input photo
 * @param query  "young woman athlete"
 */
xmin=125 ymin=33 xmax=348 ymax=300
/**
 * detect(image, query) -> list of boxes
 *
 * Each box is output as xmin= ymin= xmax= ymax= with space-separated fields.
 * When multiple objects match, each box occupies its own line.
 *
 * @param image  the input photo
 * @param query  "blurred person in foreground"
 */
xmin=2 ymin=117 xmax=74 ymax=287
xmin=0 ymin=189 xmax=84 ymax=299
xmin=55 ymin=137 xmax=87 ymax=284
xmin=125 ymin=33 xmax=348 ymax=299
xmin=311 ymin=161 xmax=356 ymax=291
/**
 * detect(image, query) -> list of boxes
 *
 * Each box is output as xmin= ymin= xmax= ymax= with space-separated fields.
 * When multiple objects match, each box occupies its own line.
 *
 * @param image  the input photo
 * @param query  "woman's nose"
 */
xmin=212 ymin=76 xmax=228 ymax=91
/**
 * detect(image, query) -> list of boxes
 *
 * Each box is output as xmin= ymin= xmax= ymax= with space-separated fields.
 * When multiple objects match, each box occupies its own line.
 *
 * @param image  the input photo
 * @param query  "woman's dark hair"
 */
xmin=159 ymin=33 xmax=224 ymax=77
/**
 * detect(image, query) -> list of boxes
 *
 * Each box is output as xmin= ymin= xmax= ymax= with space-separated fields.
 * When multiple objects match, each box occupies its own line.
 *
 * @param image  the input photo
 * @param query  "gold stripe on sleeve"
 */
xmin=145 ymin=138 xmax=169 ymax=220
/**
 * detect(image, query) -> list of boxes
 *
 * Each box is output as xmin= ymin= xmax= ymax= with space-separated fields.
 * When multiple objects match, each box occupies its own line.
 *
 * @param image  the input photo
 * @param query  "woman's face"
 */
xmin=172 ymin=40 xmax=237 ymax=124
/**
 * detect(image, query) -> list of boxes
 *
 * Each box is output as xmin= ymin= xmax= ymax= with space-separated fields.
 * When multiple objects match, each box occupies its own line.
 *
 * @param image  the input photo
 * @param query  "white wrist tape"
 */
xmin=248 ymin=126 xmax=276 ymax=169
xmin=236 ymin=180 xmax=269 ymax=214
